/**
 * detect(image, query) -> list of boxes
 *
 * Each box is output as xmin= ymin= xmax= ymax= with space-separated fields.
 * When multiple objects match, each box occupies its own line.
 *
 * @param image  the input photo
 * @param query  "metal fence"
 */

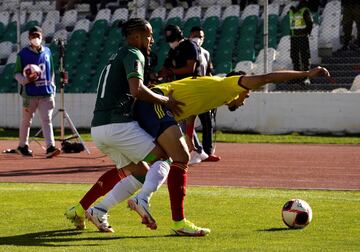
xmin=0 ymin=0 xmax=359 ymax=93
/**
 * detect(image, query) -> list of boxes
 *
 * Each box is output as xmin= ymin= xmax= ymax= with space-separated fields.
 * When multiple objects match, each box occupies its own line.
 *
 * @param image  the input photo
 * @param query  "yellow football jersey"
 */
xmin=155 ymin=75 xmax=245 ymax=121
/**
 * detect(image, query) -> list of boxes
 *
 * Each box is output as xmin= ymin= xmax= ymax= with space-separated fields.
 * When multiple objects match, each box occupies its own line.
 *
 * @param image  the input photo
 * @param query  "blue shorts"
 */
xmin=133 ymin=98 xmax=178 ymax=139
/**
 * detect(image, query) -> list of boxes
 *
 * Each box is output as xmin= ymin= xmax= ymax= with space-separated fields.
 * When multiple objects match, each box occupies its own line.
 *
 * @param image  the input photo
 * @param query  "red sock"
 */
xmin=79 ymin=168 xmax=126 ymax=210
xmin=167 ymin=162 xmax=188 ymax=221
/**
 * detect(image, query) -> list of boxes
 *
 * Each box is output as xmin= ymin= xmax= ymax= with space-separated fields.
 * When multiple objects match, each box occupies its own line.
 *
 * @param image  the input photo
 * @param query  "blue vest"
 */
xmin=19 ymin=46 xmax=54 ymax=96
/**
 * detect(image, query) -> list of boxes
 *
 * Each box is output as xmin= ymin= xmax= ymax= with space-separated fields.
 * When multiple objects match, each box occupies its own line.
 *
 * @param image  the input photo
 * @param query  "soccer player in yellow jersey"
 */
xmin=70 ymin=66 xmax=329 ymax=235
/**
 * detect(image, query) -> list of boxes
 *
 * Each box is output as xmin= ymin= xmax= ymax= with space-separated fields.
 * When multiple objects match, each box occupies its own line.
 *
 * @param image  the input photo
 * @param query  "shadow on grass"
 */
xmin=258 ymin=227 xmax=295 ymax=232
xmin=0 ymin=228 xmax=173 ymax=247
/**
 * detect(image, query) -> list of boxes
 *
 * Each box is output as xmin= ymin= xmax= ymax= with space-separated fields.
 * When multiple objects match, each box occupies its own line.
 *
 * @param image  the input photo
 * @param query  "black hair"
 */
xmin=118 ymin=18 xmax=149 ymax=37
xmin=190 ymin=26 xmax=203 ymax=33
xmin=164 ymin=24 xmax=183 ymax=42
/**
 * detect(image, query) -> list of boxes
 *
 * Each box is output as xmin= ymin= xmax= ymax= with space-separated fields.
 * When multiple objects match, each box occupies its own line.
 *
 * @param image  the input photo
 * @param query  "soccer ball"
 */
xmin=281 ymin=199 xmax=312 ymax=229
xmin=23 ymin=64 xmax=41 ymax=80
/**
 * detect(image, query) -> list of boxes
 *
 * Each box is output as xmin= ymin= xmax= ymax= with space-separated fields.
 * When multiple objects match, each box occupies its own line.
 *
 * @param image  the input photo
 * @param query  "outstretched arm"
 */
xmin=240 ymin=67 xmax=330 ymax=90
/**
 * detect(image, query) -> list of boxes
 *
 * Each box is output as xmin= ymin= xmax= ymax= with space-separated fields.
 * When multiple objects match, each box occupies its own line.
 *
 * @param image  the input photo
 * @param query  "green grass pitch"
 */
xmin=0 ymin=183 xmax=359 ymax=251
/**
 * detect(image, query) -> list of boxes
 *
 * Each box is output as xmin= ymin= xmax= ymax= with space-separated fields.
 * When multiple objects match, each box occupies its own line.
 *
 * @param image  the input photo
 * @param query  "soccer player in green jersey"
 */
xmin=65 ymin=18 xmax=189 ymax=233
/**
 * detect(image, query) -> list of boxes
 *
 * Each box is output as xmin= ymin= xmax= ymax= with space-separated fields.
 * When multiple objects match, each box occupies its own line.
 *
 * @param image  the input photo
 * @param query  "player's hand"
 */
xmin=165 ymin=89 xmax=185 ymax=117
xmin=308 ymin=67 xmax=330 ymax=79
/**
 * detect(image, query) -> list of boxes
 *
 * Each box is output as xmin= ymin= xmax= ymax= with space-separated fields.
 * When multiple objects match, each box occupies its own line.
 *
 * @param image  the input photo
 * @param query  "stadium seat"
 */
xmin=44 ymin=10 xmax=60 ymax=24
xmin=222 ymin=5 xmax=240 ymax=20
xmin=95 ymin=8 xmax=111 ymax=23
xmin=280 ymin=1 xmax=295 ymax=19
xmin=0 ymin=63 xmax=17 ymax=93
xmin=150 ymin=17 xmax=164 ymax=42
xmin=2 ymin=21 xmax=17 ymax=43
xmin=280 ymin=14 xmax=290 ymax=37
xmin=20 ymin=31 xmax=29 ymax=48
xmin=237 ymin=47 xmax=256 ymax=62
xmin=52 ymin=29 xmax=68 ymax=42
xmin=154 ymin=42 xmax=170 ymax=72
xmin=215 ymin=61 xmax=232 ymax=74
xmin=257 ymin=14 xmax=279 ymax=50
xmin=310 ymin=24 xmax=320 ymax=64
xmin=273 ymin=35 xmax=291 ymax=70
xmin=28 ymin=10 xmax=43 ymax=24
xmin=150 ymin=6 xmax=166 ymax=21
xmin=61 ymin=9 xmax=78 ymax=28
xmin=234 ymin=60 xmax=255 ymax=74
xmin=0 ymin=11 xmax=10 ymax=27
xmin=183 ymin=17 xmax=201 ymax=37
xmin=184 ymin=6 xmax=202 ymax=21
xmin=0 ymin=41 xmax=13 ymax=60
xmin=203 ymin=5 xmax=222 ymax=19
xmin=130 ymin=7 xmax=147 ymax=19
xmin=166 ymin=17 xmax=182 ymax=28
xmin=198 ymin=0 xmax=217 ymax=8
xmin=167 ymin=6 xmax=184 ymax=22
xmin=111 ymin=8 xmax=128 ymax=25
xmin=236 ymin=15 xmax=258 ymax=62
xmin=202 ymin=16 xmax=220 ymax=55
xmin=42 ymin=19 xmax=56 ymax=40
xmin=241 ymin=4 xmax=259 ymax=20
xmin=24 ymin=20 xmax=39 ymax=33
xmin=261 ymin=2 xmax=279 ymax=17
xmin=217 ymin=0 xmax=232 ymax=7
xmin=73 ymin=18 xmax=91 ymax=32
xmin=11 ymin=10 xmax=26 ymax=27
xmin=319 ymin=9 xmax=341 ymax=51
xmin=253 ymin=48 xmax=277 ymax=74
xmin=6 ymin=51 xmax=17 ymax=64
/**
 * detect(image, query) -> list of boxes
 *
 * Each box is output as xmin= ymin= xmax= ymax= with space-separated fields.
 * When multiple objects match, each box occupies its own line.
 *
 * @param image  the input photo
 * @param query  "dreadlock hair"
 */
xmin=118 ymin=18 xmax=149 ymax=38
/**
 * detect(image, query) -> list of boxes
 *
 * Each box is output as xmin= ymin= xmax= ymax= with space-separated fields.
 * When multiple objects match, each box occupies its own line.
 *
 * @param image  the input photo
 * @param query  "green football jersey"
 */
xmin=91 ymin=45 xmax=145 ymax=127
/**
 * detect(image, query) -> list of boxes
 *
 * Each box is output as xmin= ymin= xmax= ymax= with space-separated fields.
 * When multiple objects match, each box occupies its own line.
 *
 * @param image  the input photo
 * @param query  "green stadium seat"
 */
xmin=281 ymin=14 xmax=290 ymax=37
xmin=166 ymin=17 xmax=182 ymax=28
xmin=0 ymin=63 xmax=17 ymax=92
xmin=202 ymin=16 xmax=219 ymax=56
xmin=237 ymin=48 xmax=256 ymax=62
xmin=68 ymin=30 xmax=87 ymax=50
xmin=150 ymin=17 xmax=163 ymax=42
xmin=154 ymin=42 xmax=170 ymax=72
xmin=0 ymin=22 xmax=6 ymax=41
xmin=23 ymin=20 xmax=39 ymax=32
xmin=183 ymin=17 xmax=201 ymax=38
xmin=3 ymin=22 xmax=17 ymax=43
xmin=215 ymin=61 xmax=232 ymax=75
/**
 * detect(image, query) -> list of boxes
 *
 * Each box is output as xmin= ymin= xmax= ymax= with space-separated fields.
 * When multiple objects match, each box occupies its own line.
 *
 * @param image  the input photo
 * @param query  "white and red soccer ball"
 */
xmin=282 ymin=199 xmax=312 ymax=229
xmin=23 ymin=64 xmax=41 ymax=80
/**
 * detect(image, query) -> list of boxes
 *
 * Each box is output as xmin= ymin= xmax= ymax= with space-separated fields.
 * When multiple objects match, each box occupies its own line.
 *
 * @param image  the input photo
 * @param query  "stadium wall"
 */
xmin=0 ymin=93 xmax=359 ymax=134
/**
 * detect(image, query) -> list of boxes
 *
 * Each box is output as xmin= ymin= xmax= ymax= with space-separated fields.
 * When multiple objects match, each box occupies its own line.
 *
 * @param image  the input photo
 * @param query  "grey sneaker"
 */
xmin=85 ymin=207 xmax=114 ymax=233
xmin=128 ymin=196 xmax=157 ymax=230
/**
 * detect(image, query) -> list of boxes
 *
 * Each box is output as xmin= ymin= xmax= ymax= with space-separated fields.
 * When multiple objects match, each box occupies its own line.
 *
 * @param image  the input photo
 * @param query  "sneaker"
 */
xmin=85 ymin=207 xmax=114 ymax=233
xmin=203 ymin=154 xmax=221 ymax=162
xmin=171 ymin=219 xmax=211 ymax=236
xmin=189 ymin=150 xmax=209 ymax=165
xmin=128 ymin=196 xmax=157 ymax=230
xmin=64 ymin=204 xmax=86 ymax=230
xmin=46 ymin=145 xmax=61 ymax=158
xmin=16 ymin=145 xmax=33 ymax=157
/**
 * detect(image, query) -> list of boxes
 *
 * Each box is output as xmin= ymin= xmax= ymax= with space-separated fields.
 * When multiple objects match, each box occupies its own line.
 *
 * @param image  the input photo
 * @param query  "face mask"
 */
xmin=30 ymin=38 xmax=42 ymax=47
xmin=169 ymin=41 xmax=179 ymax=49
xmin=191 ymin=37 xmax=203 ymax=47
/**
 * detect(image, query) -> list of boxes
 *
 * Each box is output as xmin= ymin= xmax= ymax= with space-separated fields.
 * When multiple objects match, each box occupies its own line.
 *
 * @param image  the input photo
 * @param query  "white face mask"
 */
xmin=30 ymin=38 xmax=42 ymax=47
xmin=191 ymin=37 xmax=203 ymax=47
xmin=169 ymin=41 xmax=179 ymax=49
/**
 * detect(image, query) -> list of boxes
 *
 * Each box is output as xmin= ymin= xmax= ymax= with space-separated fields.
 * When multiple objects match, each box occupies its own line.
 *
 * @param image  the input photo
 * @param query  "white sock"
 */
xmin=95 ymin=175 xmax=143 ymax=211
xmin=137 ymin=160 xmax=170 ymax=203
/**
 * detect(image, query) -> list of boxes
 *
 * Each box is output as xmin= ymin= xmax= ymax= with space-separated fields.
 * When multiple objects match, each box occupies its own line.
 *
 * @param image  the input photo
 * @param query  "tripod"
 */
xmin=33 ymin=39 xmax=90 ymax=154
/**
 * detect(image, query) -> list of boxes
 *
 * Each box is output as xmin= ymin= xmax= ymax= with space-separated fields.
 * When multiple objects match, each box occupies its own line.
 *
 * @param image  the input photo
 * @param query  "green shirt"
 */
xmin=91 ymin=45 xmax=145 ymax=127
